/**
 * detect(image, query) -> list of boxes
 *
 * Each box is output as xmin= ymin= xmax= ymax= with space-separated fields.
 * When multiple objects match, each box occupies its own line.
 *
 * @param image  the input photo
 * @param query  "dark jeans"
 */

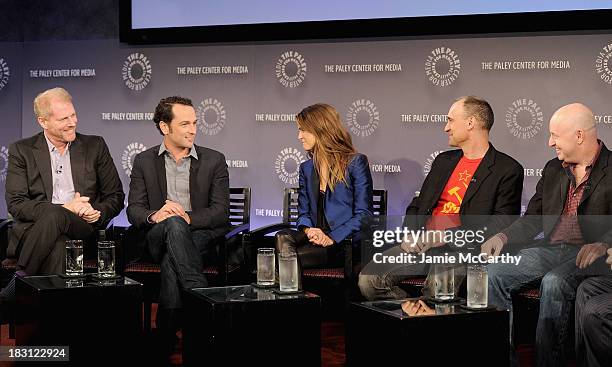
xmin=146 ymin=216 xmax=212 ymax=330
xmin=487 ymin=244 xmax=608 ymax=367
xmin=575 ymin=275 xmax=612 ymax=367
xmin=17 ymin=204 xmax=94 ymax=275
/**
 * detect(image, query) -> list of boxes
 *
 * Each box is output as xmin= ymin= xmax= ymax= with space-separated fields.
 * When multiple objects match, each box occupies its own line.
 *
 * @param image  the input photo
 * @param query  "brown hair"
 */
xmin=153 ymin=96 xmax=194 ymax=135
xmin=296 ymin=103 xmax=357 ymax=191
xmin=455 ymin=95 xmax=494 ymax=131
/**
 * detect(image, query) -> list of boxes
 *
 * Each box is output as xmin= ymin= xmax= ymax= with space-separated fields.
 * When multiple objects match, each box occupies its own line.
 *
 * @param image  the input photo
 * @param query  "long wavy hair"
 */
xmin=296 ymin=103 xmax=357 ymax=191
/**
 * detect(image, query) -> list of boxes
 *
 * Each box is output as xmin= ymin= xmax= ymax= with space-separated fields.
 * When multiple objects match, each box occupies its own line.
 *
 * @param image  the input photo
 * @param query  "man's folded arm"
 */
xmin=189 ymin=156 xmax=230 ymax=230
xmin=5 ymin=143 xmax=50 ymax=221
xmin=126 ymin=153 xmax=155 ymax=228
xmin=90 ymin=137 xmax=125 ymax=226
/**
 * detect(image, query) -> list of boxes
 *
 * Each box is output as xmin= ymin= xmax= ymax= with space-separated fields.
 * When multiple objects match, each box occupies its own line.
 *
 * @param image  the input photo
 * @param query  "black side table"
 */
xmin=15 ymin=275 xmax=143 ymax=365
xmin=182 ymin=285 xmax=321 ymax=366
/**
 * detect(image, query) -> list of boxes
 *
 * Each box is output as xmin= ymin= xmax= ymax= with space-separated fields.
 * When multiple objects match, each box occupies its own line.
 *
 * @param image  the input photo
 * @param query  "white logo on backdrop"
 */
xmin=346 ymin=99 xmax=380 ymax=138
xmin=275 ymin=147 xmax=306 ymax=185
xmin=505 ymin=98 xmax=544 ymax=140
xmin=595 ymin=43 xmax=612 ymax=85
xmin=197 ymin=98 xmax=226 ymax=136
xmin=423 ymin=150 xmax=445 ymax=176
xmin=424 ymin=47 xmax=461 ymax=87
xmin=0 ymin=146 xmax=8 ymax=182
xmin=276 ymin=51 xmax=307 ymax=88
xmin=226 ymin=159 xmax=249 ymax=168
xmin=122 ymin=53 xmax=152 ymax=91
xmin=0 ymin=58 xmax=10 ymax=91
xmin=121 ymin=142 xmax=147 ymax=176
xmin=370 ymin=162 xmax=402 ymax=174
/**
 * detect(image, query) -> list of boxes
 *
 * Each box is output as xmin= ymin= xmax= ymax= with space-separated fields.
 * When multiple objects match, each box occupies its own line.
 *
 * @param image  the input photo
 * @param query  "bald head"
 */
xmin=550 ymin=103 xmax=596 ymax=133
xmin=549 ymin=103 xmax=599 ymax=164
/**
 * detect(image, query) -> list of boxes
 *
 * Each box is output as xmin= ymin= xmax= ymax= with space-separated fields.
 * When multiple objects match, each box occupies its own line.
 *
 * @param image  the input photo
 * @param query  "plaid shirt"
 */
xmin=549 ymin=141 xmax=603 ymax=245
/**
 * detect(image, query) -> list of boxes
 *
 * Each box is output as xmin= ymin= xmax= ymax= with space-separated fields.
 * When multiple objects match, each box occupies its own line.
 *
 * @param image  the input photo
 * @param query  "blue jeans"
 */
xmin=488 ymin=244 xmax=607 ymax=367
xmin=146 ymin=216 xmax=211 ymax=311
xmin=358 ymin=245 xmax=465 ymax=300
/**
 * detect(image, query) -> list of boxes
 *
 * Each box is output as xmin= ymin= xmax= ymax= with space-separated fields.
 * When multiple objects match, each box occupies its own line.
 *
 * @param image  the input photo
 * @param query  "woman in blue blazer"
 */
xmin=276 ymin=103 xmax=373 ymax=273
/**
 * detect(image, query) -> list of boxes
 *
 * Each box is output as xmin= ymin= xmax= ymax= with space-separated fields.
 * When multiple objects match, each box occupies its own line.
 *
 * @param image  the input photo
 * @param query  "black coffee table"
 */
xmin=346 ymin=298 xmax=509 ymax=366
xmin=182 ymin=284 xmax=321 ymax=366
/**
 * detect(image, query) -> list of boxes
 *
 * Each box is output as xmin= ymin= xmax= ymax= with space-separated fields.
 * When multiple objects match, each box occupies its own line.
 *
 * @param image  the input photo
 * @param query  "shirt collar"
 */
xmin=561 ymin=139 xmax=603 ymax=171
xmin=44 ymin=132 xmax=71 ymax=154
xmin=158 ymin=142 xmax=198 ymax=160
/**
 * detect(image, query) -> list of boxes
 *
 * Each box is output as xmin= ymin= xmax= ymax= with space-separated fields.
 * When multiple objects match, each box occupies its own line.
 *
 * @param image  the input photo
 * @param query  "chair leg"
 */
xmin=144 ymin=301 xmax=152 ymax=333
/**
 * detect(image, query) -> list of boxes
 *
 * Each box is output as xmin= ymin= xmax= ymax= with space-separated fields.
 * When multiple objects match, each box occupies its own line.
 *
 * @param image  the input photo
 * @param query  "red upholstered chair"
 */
xmin=120 ymin=187 xmax=251 ymax=332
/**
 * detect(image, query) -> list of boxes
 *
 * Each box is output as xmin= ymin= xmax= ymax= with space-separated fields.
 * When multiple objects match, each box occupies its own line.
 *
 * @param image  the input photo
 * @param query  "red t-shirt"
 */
xmin=427 ymin=155 xmax=483 ymax=230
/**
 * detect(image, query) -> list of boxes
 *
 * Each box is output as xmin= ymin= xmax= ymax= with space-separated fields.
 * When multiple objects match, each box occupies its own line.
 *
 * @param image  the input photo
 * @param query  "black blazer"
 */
xmin=504 ymin=143 xmax=612 ymax=247
xmin=126 ymin=144 xmax=230 ymax=244
xmin=404 ymin=144 xmax=524 ymax=242
xmin=5 ymin=132 xmax=125 ymax=256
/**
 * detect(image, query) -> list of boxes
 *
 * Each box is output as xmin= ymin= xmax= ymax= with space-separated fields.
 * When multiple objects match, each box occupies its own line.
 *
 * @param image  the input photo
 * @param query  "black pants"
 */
xmin=17 ymin=204 xmax=94 ymax=275
xmin=274 ymin=229 xmax=343 ymax=270
xmin=575 ymin=275 xmax=612 ymax=367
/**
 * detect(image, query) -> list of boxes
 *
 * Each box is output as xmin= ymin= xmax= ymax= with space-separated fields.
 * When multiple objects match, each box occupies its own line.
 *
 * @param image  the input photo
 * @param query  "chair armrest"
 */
xmin=248 ymin=223 xmax=294 ymax=238
xmin=225 ymin=223 xmax=250 ymax=240
xmin=0 ymin=219 xmax=12 ymax=231
xmin=342 ymin=237 xmax=354 ymax=281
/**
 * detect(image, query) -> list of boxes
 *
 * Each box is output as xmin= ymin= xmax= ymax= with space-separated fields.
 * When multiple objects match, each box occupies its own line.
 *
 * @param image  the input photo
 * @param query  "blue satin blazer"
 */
xmin=296 ymin=153 xmax=373 ymax=243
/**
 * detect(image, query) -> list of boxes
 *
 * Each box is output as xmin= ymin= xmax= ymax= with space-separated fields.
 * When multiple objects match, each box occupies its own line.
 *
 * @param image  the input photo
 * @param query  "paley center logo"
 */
xmin=424 ymin=47 xmax=461 ymax=87
xmin=276 ymin=51 xmax=307 ymax=88
xmin=346 ymin=99 xmax=380 ymax=137
xmin=275 ymin=147 xmax=306 ymax=185
xmin=423 ymin=150 xmax=445 ymax=176
xmin=122 ymin=53 xmax=152 ymax=91
xmin=197 ymin=98 xmax=226 ymax=136
xmin=505 ymin=98 xmax=544 ymax=140
xmin=0 ymin=146 xmax=8 ymax=182
xmin=595 ymin=43 xmax=612 ymax=85
xmin=0 ymin=58 xmax=9 ymax=91
xmin=121 ymin=142 xmax=147 ymax=176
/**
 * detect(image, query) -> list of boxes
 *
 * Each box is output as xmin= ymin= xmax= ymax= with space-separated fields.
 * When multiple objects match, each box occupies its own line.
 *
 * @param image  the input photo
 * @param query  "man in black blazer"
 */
xmin=127 ymin=96 xmax=229 ymax=348
xmin=359 ymin=96 xmax=524 ymax=300
xmin=482 ymin=103 xmax=612 ymax=367
xmin=3 ymin=87 xmax=124 ymax=294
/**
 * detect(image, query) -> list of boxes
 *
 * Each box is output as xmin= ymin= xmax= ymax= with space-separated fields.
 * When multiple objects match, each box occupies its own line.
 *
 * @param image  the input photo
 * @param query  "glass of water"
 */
xmin=257 ymin=248 xmax=275 ymax=286
xmin=97 ymin=240 xmax=116 ymax=277
xmin=435 ymin=303 xmax=455 ymax=315
xmin=467 ymin=264 xmax=488 ymax=308
xmin=65 ymin=240 xmax=84 ymax=276
xmin=434 ymin=264 xmax=455 ymax=300
xmin=279 ymin=251 xmax=299 ymax=292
